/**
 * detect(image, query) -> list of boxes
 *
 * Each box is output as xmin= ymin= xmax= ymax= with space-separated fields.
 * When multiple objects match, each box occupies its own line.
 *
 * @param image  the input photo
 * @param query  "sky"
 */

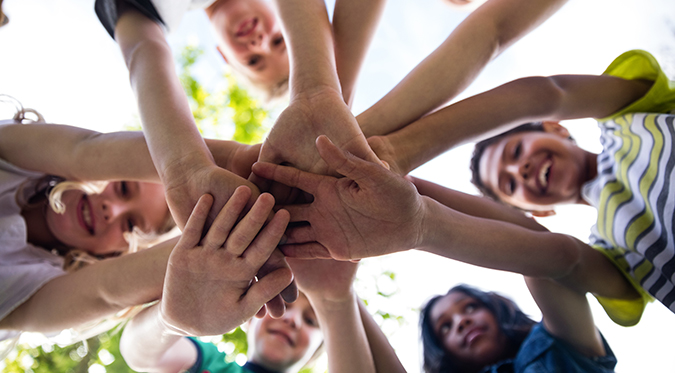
xmin=1 ymin=0 xmax=675 ymax=372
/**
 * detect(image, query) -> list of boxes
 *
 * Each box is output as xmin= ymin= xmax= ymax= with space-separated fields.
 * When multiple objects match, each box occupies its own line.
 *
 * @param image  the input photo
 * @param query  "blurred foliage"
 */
xmin=3 ymin=45 xmax=406 ymax=373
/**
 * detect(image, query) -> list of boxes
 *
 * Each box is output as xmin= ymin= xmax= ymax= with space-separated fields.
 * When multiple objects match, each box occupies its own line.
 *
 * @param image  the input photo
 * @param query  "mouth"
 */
xmin=77 ymin=195 xmax=95 ymax=235
xmin=268 ymin=329 xmax=295 ymax=347
xmin=236 ymin=17 xmax=258 ymax=37
xmin=537 ymin=158 xmax=552 ymax=192
xmin=463 ymin=327 xmax=485 ymax=347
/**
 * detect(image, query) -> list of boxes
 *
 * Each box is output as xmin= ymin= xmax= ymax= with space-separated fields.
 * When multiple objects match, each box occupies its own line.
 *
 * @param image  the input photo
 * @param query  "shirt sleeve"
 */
xmin=600 ymin=49 xmax=675 ymax=120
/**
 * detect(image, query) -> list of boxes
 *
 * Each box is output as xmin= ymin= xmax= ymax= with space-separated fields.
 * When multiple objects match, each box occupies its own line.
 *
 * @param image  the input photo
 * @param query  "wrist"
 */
xmin=307 ymin=290 xmax=357 ymax=314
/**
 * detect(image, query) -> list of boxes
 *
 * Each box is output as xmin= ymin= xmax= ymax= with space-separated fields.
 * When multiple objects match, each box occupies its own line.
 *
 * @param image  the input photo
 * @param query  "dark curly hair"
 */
xmin=420 ymin=284 xmax=536 ymax=373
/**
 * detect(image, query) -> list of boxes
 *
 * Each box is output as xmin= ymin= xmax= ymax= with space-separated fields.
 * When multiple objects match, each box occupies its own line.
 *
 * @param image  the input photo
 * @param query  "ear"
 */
xmin=542 ymin=121 xmax=570 ymax=139
xmin=530 ymin=209 xmax=556 ymax=217
xmin=216 ymin=45 xmax=229 ymax=64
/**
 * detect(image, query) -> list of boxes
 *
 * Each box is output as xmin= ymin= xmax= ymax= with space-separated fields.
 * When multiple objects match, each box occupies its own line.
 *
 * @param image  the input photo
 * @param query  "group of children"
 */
xmin=1 ymin=0 xmax=673 ymax=372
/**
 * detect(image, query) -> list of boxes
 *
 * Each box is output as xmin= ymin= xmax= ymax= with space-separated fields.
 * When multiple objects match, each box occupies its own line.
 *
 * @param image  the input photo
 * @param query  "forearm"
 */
xmin=332 ymin=0 xmax=387 ymax=106
xmin=358 ymin=0 xmax=567 ymax=137
xmin=411 ymin=177 xmax=545 ymax=232
xmin=120 ymin=304 xmax=197 ymax=372
xmin=272 ymin=0 xmax=340 ymax=95
xmin=417 ymin=196 xmax=582 ymax=278
xmin=309 ymin=293 xmax=376 ymax=373
xmin=357 ymin=300 xmax=406 ymax=373
xmin=0 ymin=239 xmax=174 ymax=333
xmin=0 ymin=124 xmax=158 ymax=182
xmin=115 ymin=10 xmax=214 ymax=181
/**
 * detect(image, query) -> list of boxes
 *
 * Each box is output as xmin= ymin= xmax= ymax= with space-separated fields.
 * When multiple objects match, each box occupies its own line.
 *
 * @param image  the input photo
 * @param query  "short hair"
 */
xmin=469 ymin=122 xmax=547 ymax=202
xmin=420 ymin=284 xmax=536 ymax=373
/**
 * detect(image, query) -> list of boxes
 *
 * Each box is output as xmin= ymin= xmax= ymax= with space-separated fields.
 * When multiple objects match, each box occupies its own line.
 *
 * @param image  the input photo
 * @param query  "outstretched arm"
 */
xmin=369 ymin=75 xmax=652 ymax=175
xmin=121 ymin=191 xmax=293 ymax=372
xmin=332 ymin=0 xmax=387 ymax=107
xmin=357 ymin=0 xmax=569 ymax=138
xmin=525 ymin=276 xmax=607 ymax=358
xmin=254 ymin=0 xmax=381 ymax=192
xmin=113 ymin=8 xmax=297 ymax=305
xmin=289 ymin=258 xmax=375 ymax=373
xmin=114 ymin=8 xmax=259 ymax=228
xmin=0 ymin=122 xmax=260 ymax=183
xmin=252 ymin=136 xmax=639 ymax=302
xmin=357 ymin=300 xmax=407 ymax=373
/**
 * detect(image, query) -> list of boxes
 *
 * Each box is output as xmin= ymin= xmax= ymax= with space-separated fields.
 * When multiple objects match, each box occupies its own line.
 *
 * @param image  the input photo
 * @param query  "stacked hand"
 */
xmin=252 ymin=88 xmax=384 ymax=203
xmin=159 ymin=188 xmax=293 ymax=336
xmin=252 ymin=135 xmax=427 ymax=261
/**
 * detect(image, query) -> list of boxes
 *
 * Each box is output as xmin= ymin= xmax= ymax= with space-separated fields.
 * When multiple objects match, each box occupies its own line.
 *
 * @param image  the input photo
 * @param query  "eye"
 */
xmin=120 ymin=181 xmax=129 ymax=197
xmin=272 ymin=35 xmax=284 ymax=46
xmin=439 ymin=322 xmax=451 ymax=336
xmin=507 ymin=177 xmax=516 ymax=195
xmin=247 ymin=55 xmax=261 ymax=66
xmin=465 ymin=302 xmax=478 ymax=313
xmin=125 ymin=218 xmax=135 ymax=233
xmin=513 ymin=142 xmax=522 ymax=160
xmin=304 ymin=313 xmax=319 ymax=328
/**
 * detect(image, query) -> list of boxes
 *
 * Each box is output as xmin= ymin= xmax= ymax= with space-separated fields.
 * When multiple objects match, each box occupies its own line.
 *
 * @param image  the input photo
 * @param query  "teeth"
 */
xmin=82 ymin=202 xmax=92 ymax=228
xmin=539 ymin=160 xmax=552 ymax=188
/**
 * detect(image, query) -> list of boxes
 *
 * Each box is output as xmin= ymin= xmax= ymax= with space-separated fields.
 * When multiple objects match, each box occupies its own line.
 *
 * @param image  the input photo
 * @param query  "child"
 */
xmin=420 ymin=283 xmax=617 ymax=372
xmin=119 ymin=191 xmax=378 ymax=373
xmin=0 ymin=102 xmax=273 ymax=343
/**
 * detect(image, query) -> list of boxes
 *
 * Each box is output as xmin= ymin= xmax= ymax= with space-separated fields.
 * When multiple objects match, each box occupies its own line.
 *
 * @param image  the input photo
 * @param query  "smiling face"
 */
xmin=207 ymin=0 xmax=289 ymax=90
xmin=44 ymin=181 xmax=169 ymax=257
xmin=248 ymin=293 xmax=323 ymax=372
xmin=430 ymin=292 xmax=509 ymax=372
xmin=478 ymin=122 xmax=594 ymax=214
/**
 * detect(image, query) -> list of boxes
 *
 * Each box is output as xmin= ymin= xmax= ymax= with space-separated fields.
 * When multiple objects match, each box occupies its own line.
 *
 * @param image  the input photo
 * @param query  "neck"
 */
xmin=205 ymin=0 xmax=231 ymax=18
xmin=577 ymin=149 xmax=598 ymax=205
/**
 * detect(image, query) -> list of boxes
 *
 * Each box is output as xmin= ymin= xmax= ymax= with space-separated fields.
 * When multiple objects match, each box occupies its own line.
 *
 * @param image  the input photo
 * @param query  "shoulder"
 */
xmin=511 ymin=323 xmax=617 ymax=373
xmin=599 ymin=50 xmax=675 ymax=120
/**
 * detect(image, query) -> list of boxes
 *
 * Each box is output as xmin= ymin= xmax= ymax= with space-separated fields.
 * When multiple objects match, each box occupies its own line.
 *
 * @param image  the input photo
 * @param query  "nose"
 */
xmin=248 ymin=32 xmax=269 ymax=51
xmin=101 ymin=198 xmax=127 ymax=222
xmin=281 ymin=308 xmax=302 ymax=329
xmin=506 ymin=160 xmax=532 ymax=181
xmin=455 ymin=314 xmax=473 ymax=334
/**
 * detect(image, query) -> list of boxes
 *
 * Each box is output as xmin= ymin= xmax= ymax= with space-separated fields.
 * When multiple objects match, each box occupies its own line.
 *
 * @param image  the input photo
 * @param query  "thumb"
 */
xmin=315 ymin=135 xmax=385 ymax=187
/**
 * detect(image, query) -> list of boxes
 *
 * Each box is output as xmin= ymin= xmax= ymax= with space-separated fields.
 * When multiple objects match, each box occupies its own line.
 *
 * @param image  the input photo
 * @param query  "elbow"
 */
xmin=543 ymin=234 xmax=583 ymax=279
xmin=510 ymin=76 xmax=567 ymax=119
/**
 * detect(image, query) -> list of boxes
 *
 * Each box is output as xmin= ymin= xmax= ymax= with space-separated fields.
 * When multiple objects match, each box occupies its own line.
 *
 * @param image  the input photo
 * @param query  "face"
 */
xmin=45 ymin=181 xmax=169 ymax=257
xmin=478 ymin=124 xmax=589 ymax=213
xmin=209 ymin=0 xmax=289 ymax=88
xmin=249 ymin=293 xmax=323 ymax=371
xmin=430 ymin=292 xmax=509 ymax=372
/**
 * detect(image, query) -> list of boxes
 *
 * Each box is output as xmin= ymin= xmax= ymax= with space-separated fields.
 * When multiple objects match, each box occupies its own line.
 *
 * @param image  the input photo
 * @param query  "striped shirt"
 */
xmin=582 ymin=50 xmax=675 ymax=314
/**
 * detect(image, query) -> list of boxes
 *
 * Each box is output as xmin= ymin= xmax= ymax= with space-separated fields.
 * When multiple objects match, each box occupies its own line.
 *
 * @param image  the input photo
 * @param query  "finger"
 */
xmin=316 ymin=135 xmax=384 ymax=188
xmin=244 ymin=209 xmax=290 ymax=267
xmin=265 ymin=294 xmax=287 ymax=319
xmin=180 ymin=194 xmax=214 ymax=249
xmin=248 ymin=171 xmax=271 ymax=194
xmin=280 ymin=281 xmax=299 ymax=304
xmin=251 ymin=162 xmax=326 ymax=195
xmin=279 ymin=242 xmax=333 ymax=259
xmin=277 ymin=204 xmax=312 ymax=223
xmin=241 ymin=268 xmax=293 ymax=318
xmin=282 ymin=224 xmax=317 ymax=244
xmin=202 ymin=186 xmax=250 ymax=250
xmin=224 ymin=193 xmax=276 ymax=256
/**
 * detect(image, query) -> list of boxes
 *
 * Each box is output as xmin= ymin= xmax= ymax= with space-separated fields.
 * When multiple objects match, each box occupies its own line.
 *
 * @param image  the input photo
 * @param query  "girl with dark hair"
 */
xmin=420 ymin=282 xmax=617 ymax=373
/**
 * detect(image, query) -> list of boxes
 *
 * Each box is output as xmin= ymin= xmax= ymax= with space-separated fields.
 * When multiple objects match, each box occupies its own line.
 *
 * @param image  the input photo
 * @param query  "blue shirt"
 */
xmin=482 ymin=324 xmax=617 ymax=373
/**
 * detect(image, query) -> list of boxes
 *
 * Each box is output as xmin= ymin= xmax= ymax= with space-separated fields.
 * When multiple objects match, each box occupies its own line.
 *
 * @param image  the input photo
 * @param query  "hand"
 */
xmin=252 ymin=88 xmax=383 ymax=201
xmin=367 ymin=135 xmax=406 ymax=176
xmin=163 ymin=160 xmax=299 ymax=304
xmin=288 ymin=258 xmax=359 ymax=304
xmin=212 ymin=142 xmax=262 ymax=180
xmin=251 ymin=135 xmax=426 ymax=261
xmin=159 ymin=189 xmax=293 ymax=337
